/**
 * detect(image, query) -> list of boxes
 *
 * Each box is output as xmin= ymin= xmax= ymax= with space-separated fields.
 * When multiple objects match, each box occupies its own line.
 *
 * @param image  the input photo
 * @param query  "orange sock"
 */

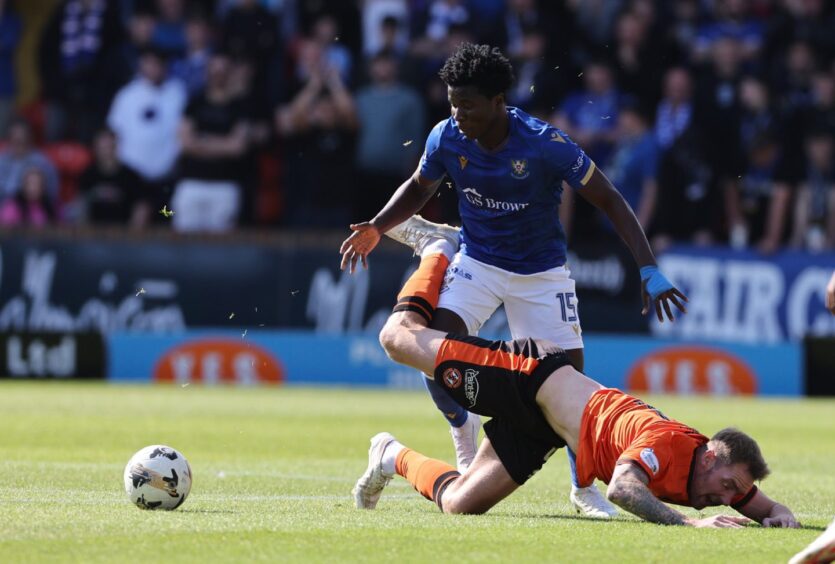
xmin=395 ymin=448 xmax=460 ymax=510
xmin=392 ymin=253 xmax=450 ymax=323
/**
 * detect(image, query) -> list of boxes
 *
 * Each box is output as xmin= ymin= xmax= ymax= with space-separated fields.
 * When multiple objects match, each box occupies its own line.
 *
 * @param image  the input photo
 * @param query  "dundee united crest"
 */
xmin=510 ymin=159 xmax=529 ymax=179
xmin=443 ymin=367 xmax=463 ymax=389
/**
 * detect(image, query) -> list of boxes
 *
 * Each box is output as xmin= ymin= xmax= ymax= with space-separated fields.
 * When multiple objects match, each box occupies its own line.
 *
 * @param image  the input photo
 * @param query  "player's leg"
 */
xmin=360 ymin=326 xmax=572 ymax=511
xmin=421 ymin=307 xmax=485 ymax=471
xmin=398 ymin=436 xmax=519 ymax=514
xmin=352 ymin=431 xmax=518 ymax=513
xmin=354 ymin=409 xmax=562 ymax=513
xmin=385 ymin=216 xmax=502 ymax=470
xmin=430 ymin=253 xmax=507 ymax=471
xmin=504 ymin=267 xmax=617 ymax=519
xmin=378 ymin=251 xmax=455 ymax=376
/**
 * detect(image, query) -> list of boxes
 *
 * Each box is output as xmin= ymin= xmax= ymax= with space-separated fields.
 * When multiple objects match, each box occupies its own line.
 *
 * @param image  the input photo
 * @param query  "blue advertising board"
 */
xmin=655 ymin=246 xmax=835 ymax=344
xmin=108 ymin=330 xmax=423 ymax=389
xmin=108 ymin=331 xmax=801 ymax=396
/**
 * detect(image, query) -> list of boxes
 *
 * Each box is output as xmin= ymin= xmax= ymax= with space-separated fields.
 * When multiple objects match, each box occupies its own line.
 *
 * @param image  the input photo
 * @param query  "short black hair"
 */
xmin=438 ymin=43 xmax=515 ymax=98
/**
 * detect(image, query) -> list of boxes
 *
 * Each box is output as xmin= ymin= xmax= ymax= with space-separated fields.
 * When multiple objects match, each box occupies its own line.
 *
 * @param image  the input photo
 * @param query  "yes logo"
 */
xmin=154 ymin=339 xmax=284 ymax=385
xmin=627 ymin=346 xmax=756 ymax=395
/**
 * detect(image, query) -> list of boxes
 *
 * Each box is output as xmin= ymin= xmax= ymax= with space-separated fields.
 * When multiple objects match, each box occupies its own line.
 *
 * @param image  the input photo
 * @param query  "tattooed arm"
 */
xmin=606 ymin=464 xmax=750 ymax=528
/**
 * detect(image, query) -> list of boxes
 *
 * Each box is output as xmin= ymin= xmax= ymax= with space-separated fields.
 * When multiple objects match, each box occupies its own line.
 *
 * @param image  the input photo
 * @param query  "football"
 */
xmin=123 ymin=445 xmax=192 ymax=510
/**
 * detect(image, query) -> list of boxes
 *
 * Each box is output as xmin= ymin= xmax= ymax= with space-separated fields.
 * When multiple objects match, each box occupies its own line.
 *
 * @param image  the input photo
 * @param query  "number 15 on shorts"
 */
xmin=555 ymin=292 xmax=577 ymax=322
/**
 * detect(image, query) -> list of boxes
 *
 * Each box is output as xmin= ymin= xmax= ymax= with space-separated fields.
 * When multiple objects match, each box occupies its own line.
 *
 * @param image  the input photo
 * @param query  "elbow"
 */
xmin=606 ymin=480 xmax=627 ymax=505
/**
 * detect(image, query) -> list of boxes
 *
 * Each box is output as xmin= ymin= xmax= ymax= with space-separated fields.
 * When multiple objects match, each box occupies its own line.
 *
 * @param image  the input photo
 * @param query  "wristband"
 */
xmin=640 ymin=265 xmax=674 ymax=300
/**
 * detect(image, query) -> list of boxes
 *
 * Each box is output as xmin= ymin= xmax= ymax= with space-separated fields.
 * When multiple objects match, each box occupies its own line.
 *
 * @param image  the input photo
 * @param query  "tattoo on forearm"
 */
xmin=612 ymin=479 xmax=688 ymax=525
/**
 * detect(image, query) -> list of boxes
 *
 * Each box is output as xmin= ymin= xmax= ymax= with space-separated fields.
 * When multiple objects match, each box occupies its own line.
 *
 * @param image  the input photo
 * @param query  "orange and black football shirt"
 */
xmin=576 ymin=389 xmax=708 ymax=506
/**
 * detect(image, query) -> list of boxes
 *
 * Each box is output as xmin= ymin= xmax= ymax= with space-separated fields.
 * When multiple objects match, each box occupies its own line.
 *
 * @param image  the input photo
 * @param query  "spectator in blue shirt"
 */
xmin=605 ymin=101 xmax=659 ymax=231
xmin=655 ymin=67 xmax=694 ymax=151
xmin=151 ymin=0 xmax=187 ymax=57
xmin=354 ymin=50 xmax=425 ymax=220
xmin=170 ymin=11 xmax=213 ymax=98
xmin=552 ymin=60 xmax=621 ymax=164
xmin=692 ymin=0 xmax=764 ymax=63
xmin=0 ymin=118 xmax=59 ymax=203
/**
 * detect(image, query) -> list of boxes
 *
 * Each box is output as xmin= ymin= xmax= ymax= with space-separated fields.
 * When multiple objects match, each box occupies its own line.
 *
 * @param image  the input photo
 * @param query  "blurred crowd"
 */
xmin=0 ymin=0 xmax=833 ymax=253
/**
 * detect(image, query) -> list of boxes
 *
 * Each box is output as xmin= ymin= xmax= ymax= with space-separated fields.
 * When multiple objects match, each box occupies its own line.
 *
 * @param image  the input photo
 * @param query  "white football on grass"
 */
xmin=124 ymin=445 xmax=192 ymax=510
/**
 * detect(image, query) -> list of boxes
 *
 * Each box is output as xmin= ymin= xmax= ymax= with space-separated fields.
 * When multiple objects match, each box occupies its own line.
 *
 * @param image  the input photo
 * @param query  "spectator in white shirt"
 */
xmin=107 ymin=46 xmax=186 ymax=206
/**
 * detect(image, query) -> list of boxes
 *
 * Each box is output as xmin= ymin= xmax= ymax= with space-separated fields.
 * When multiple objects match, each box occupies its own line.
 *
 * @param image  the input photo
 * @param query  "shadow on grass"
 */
xmin=492 ymin=512 xmax=827 ymax=531
xmin=179 ymin=508 xmax=239 ymax=514
xmin=794 ymin=525 xmax=827 ymax=532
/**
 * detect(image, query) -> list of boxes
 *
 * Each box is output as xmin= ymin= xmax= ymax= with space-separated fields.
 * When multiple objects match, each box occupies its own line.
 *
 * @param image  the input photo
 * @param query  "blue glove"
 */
xmin=640 ymin=265 xmax=674 ymax=301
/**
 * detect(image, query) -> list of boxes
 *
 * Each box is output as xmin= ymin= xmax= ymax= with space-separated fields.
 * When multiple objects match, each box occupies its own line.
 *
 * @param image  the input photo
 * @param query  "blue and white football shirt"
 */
xmin=419 ymin=106 xmax=595 ymax=274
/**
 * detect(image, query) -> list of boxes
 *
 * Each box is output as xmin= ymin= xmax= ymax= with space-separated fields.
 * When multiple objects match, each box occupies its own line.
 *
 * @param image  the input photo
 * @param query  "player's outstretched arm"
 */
xmin=734 ymin=489 xmax=800 ymax=528
xmin=577 ymin=168 xmax=688 ymax=322
xmin=827 ymin=270 xmax=835 ymax=315
xmin=339 ymin=169 xmax=442 ymax=272
xmin=607 ymin=463 xmax=749 ymax=528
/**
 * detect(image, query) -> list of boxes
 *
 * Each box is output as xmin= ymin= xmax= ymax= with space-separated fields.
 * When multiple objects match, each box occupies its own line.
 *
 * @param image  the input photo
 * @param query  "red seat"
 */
xmin=18 ymin=101 xmax=46 ymax=144
xmin=256 ymin=150 xmax=283 ymax=224
xmin=43 ymin=142 xmax=93 ymax=204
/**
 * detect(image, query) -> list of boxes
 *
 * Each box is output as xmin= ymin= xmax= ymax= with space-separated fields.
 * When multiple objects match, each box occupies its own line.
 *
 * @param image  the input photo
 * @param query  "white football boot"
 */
xmin=450 ymin=413 xmax=482 ymax=472
xmin=385 ymin=215 xmax=460 ymax=256
xmin=789 ymin=517 xmax=835 ymax=564
xmin=352 ymin=432 xmax=396 ymax=509
xmin=570 ymin=484 xmax=619 ymax=519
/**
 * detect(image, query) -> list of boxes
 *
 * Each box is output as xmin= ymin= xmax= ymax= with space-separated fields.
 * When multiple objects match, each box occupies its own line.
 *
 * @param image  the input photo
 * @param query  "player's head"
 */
xmin=438 ymin=43 xmax=515 ymax=140
xmin=689 ymin=428 xmax=770 ymax=509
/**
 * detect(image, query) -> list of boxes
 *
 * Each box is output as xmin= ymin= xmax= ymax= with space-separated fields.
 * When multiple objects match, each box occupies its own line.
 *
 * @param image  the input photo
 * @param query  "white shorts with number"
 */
xmin=437 ymin=252 xmax=584 ymax=350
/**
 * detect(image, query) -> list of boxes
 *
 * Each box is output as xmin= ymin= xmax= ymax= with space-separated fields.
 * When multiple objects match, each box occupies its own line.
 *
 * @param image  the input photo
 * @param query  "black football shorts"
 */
xmin=433 ymin=333 xmax=572 ymax=484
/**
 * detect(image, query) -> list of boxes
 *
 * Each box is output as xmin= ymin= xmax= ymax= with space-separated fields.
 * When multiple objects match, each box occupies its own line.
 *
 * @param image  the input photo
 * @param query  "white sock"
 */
xmin=381 ymin=440 xmax=405 ymax=476
xmin=421 ymin=238 xmax=457 ymax=261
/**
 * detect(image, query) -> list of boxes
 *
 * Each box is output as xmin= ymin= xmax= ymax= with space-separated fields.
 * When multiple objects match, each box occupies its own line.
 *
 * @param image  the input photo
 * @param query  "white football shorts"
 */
xmin=437 ymin=252 xmax=584 ymax=350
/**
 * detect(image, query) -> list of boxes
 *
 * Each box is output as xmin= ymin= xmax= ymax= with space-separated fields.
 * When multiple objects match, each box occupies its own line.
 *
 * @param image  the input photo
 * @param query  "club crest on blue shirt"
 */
xmin=510 ymin=158 xmax=529 ymax=179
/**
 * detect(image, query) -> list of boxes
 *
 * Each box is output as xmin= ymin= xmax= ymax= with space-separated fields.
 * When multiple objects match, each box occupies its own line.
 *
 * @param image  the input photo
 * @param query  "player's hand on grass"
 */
xmin=340 ymin=222 xmax=382 ymax=273
xmin=640 ymin=265 xmax=688 ymax=323
xmin=687 ymin=515 xmax=751 ymax=528
xmin=762 ymin=514 xmax=800 ymax=528
xmin=826 ymin=271 xmax=835 ymax=315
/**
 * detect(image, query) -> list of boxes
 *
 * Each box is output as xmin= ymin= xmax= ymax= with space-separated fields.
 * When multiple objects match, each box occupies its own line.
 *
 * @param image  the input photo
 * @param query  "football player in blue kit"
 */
xmin=340 ymin=43 xmax=687 ymax=518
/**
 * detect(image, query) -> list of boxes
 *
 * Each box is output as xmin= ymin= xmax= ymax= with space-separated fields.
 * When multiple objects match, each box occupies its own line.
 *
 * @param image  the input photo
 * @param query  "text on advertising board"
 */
xmin=626 ymin=346 xmax=757 ymax=395
xmin=153 ymin=339 xmax=284 ymax=385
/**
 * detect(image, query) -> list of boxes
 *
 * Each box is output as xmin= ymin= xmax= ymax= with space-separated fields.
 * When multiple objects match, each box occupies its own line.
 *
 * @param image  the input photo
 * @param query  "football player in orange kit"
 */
xmin=352 ymin=248 xmax=799 ymax=528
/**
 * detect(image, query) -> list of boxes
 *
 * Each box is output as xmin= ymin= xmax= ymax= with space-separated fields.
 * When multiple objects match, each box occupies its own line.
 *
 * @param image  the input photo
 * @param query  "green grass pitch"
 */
xmin=0 ymin=382 xmax=833 ymax=563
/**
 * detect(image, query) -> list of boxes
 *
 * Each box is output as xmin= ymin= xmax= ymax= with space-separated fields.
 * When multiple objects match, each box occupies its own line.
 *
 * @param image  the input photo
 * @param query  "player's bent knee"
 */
xmin=441 ymin=493 xmax=482 ymax=515
xmin=439 ymin=483 xmax=492 ymax=515
xmin=378 ymin=314 xmax=417 ymax=364
xmin=378 ymin=320 xmax=402 ymax=362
